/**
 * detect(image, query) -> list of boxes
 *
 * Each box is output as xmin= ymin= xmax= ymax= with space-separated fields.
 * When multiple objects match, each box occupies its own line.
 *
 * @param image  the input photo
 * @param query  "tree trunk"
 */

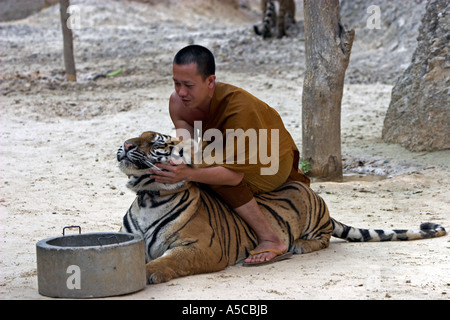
xmin=302 ymin=0 xmax=354 ymax=181
xmin=59 ymin=0 xmax=76 ymax=81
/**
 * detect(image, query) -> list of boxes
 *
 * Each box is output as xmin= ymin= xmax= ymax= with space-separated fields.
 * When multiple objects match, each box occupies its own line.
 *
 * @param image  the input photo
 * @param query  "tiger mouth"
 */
xmin=117 ymin=150 xmax=163 ymax=178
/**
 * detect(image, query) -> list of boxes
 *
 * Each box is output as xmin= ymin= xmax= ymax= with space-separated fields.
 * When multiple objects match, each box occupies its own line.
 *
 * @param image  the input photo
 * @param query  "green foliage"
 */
xmin=299 ymin=160 xmax=311 ymax=174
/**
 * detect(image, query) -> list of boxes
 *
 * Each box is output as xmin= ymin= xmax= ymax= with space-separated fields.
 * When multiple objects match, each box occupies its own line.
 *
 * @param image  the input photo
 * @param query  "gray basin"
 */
xmin=36 ymin=231 xmax=146 ymax=298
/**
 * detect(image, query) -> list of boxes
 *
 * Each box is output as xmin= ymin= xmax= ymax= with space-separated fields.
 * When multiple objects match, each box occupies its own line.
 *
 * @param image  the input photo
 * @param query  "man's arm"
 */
xmin=151 ymin=162 xmax=244 ymax=186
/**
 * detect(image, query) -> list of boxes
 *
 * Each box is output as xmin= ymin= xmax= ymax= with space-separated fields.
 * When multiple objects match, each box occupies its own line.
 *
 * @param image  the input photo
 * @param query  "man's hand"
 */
xmin=150 ymin=161 xmax=192 ymax=184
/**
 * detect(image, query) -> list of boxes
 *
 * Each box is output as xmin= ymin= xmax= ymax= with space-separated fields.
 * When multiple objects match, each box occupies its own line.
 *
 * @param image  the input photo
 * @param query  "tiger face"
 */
xmin=117 ymin=131 xmax=180 ymax=177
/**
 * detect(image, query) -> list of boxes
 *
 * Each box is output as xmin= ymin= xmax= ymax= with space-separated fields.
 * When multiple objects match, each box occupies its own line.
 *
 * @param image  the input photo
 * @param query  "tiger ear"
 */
xmin=173 ymin=136 xmax=182 ymax=144
xmin=173 ymin=128 xmax=193 ymax=145
xmin=170 ymin=138 xmax=198 ymax=166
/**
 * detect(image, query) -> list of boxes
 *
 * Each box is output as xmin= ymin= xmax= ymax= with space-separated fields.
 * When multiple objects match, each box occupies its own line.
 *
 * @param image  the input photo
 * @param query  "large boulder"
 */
xmin=381 ymin=0 xmax=449 ymax=151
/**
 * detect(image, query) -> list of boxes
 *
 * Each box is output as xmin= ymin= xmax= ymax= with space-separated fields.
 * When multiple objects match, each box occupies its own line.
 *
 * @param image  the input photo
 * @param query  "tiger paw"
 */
xmin=146 ymin=265 xmax=176 ymax=284
xmin=147 ymin=272 xmax=165 ymax=284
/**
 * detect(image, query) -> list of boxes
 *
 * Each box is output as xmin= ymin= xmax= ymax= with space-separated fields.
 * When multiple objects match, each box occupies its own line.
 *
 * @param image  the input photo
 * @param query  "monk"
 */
xmin=150 ymin=45 xmax=309 ymax=266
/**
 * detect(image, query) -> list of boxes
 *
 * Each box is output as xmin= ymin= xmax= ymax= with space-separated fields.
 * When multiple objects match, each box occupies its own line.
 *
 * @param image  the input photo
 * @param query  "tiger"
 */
xmin=254 ymin=0 xmax=296 ymax=39
xmin=117 ymin=131 xmax=447 ymax=284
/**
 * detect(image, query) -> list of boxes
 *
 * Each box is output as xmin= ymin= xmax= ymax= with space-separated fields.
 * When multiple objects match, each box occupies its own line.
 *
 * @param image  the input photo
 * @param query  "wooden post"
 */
xmin=59 ymin=0 xmax=76 ymax=81
xmin=302 ymin=0 xmax=354 ymax=181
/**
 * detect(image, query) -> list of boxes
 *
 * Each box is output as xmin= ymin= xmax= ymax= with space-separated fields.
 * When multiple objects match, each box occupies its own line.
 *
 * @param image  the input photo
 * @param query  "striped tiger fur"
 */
xmin=117 ymin=131 xmax=446 ymax=284
xmin=254 ymin=0 xmax=296 ymax=39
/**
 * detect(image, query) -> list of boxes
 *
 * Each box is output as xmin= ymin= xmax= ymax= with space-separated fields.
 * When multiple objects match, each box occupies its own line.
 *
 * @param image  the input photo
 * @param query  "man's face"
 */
xmin=172 ymin=62 xmax=214 ymax=110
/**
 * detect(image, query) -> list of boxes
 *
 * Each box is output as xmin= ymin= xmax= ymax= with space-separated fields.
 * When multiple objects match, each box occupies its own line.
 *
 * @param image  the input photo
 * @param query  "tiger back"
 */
xmin=122 ymin=180 xmax=332 ymax=284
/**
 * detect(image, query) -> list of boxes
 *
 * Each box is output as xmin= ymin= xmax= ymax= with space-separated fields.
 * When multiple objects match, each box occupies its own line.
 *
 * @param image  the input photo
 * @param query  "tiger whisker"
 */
xmin=145 ymin=160 xmax=162 ymax=171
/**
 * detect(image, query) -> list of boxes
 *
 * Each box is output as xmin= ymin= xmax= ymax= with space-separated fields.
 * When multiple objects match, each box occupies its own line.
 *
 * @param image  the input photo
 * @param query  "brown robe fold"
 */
xmin=199 ymin=82 xmax=310 ymax=208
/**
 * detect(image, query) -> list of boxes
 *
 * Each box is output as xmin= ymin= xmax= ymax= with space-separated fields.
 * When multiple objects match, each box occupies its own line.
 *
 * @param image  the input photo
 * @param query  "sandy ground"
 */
xmin=0 ymin=0 xmax=449 ymax=300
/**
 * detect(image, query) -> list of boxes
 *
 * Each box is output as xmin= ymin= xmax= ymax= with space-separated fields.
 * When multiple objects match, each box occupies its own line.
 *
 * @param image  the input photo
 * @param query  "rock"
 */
xmin=381 ymin=0 xmax=450 ymax=151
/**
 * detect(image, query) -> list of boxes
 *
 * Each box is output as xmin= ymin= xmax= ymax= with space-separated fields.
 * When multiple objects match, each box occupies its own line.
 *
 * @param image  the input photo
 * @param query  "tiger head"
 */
xmin=117 ymin=131 xmax=189 ymax=192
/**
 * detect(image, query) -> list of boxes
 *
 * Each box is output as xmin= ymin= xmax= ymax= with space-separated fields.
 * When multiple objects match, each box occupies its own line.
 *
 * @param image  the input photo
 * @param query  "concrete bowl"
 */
xmin=36 ymin=231 xmax=146 ymax=298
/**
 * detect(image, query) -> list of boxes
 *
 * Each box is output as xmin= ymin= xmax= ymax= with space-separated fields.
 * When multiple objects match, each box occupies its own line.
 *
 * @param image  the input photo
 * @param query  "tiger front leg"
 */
xmin=145 ymin=246 xmax=226 ymax=284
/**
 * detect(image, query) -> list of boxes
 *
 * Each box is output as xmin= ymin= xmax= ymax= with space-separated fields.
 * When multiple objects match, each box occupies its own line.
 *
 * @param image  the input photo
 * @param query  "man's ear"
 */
xmin=207 ymin=75 xmax=216 ymax=88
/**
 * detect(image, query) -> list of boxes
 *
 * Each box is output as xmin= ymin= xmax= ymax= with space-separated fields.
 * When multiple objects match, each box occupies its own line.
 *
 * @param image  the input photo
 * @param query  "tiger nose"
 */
xmin=124 ymin=141 xmax=135 ymax=151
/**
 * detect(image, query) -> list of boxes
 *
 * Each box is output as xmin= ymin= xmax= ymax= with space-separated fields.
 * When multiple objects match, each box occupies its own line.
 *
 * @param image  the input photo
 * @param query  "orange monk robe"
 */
xmin=198 ymin=82 xmax=310 ymax=191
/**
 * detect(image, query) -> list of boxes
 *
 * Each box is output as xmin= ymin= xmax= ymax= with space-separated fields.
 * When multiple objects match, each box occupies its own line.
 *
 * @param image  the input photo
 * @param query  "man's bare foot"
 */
xmin=244 ymin=240 xmax=287 ymax=264
xmin=233 ymin=198 xmax=288 ymax=264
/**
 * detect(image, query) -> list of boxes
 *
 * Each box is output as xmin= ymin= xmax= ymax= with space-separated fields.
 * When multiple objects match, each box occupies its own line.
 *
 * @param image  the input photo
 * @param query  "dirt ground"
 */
xmin=0 ymin=0 xmax=449 ymax=300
